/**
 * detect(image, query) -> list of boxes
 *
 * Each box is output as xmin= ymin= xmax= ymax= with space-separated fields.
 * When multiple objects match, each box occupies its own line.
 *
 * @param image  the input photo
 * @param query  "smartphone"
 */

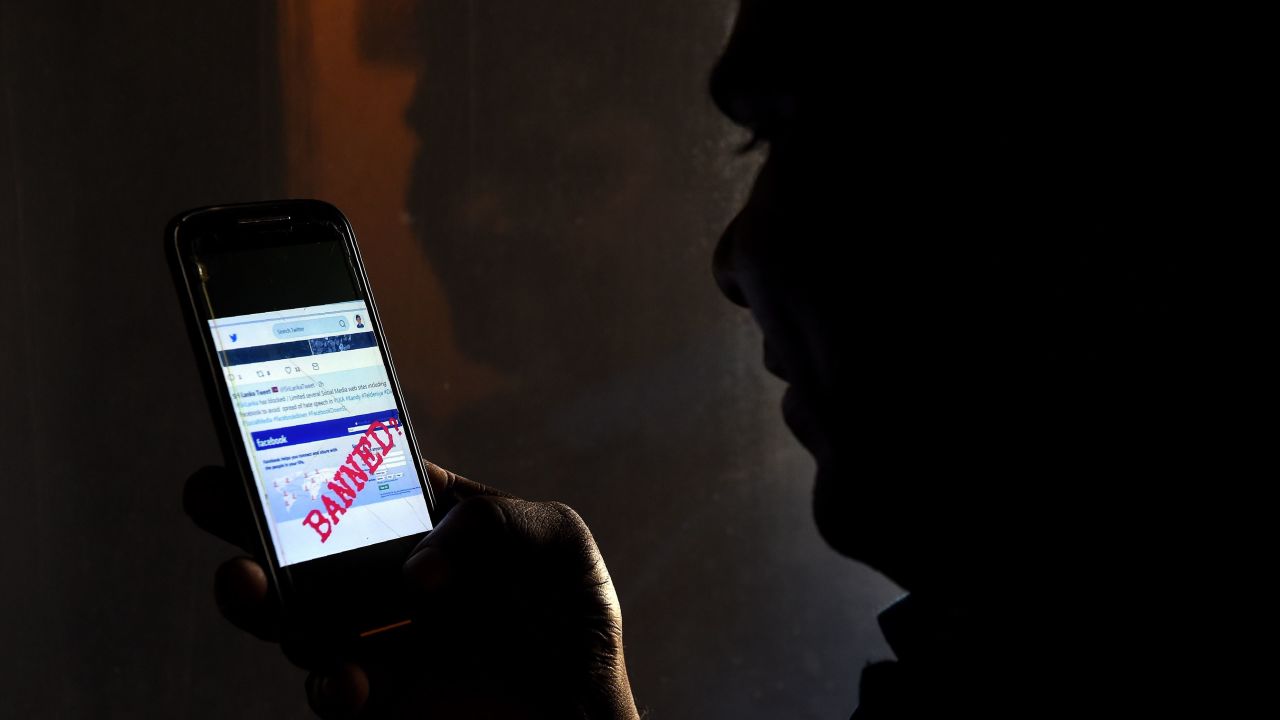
xmin=167 ymin=199 xmax=437 ymax=643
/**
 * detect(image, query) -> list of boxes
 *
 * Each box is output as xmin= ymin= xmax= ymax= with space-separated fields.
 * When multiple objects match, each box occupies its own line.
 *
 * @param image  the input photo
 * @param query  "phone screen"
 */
xmin=176 ymin=205 xmax=438 ymax=576
xmin=207 ymin=299 xmax=432 ymax=566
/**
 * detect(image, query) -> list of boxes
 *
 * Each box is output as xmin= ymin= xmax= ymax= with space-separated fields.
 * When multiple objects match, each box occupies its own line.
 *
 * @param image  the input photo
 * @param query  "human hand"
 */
xmin=185 ymin=462 xmax=639 ymax=719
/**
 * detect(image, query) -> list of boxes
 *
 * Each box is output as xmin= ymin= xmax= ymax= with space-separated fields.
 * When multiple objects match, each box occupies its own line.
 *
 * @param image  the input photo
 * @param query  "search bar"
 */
xmin=272 ymin=316 xmax=350 ymax=339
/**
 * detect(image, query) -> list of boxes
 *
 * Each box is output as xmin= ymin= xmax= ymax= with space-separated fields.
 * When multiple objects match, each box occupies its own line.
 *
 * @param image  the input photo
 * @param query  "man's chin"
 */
xmin=811 ymin=466 xmax=861 ymax=558
xmin=811 ymin=464 xmax=908 ymax=588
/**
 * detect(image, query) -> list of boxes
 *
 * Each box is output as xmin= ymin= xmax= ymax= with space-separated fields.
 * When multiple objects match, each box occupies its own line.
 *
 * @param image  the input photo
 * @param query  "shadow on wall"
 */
xmin=280 ymin=2 xmax=901 ymax=716
xmin=367 ymin=2 xmax=900 ymax=717
xmin=0 ymin=1 xmax=898 ymax=717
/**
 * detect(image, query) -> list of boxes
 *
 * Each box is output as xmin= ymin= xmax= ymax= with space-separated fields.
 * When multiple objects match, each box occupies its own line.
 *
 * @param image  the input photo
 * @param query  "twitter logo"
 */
xmin=230 ymin=333 xmax=238 ymax=342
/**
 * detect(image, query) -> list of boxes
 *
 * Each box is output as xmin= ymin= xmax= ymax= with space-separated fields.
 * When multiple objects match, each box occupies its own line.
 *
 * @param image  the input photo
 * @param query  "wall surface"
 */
xmin=0 ymin=2 xmax=898 ymax=717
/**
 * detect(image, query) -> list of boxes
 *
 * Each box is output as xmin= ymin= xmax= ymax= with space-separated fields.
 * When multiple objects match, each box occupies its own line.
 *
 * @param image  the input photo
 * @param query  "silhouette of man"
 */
xmin=186 ymin=1 xmax=1236 ymax=716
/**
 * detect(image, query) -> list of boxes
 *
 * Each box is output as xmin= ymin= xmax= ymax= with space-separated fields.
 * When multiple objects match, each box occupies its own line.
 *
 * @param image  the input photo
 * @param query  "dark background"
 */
xmin=0 ymin=2 xmax=898 ymax=717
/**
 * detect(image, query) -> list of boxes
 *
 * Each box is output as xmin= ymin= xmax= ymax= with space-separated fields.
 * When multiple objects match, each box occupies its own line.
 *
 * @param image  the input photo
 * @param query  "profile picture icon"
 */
xmin=354 ymin=314 xmax=365 ymax=329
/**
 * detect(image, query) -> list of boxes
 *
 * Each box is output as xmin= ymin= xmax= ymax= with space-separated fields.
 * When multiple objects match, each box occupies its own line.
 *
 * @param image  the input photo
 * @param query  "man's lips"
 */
xmin=763 ymin=342 xmax=788 ymax=381
xmin=782 ymin=386 xmax=810 ymax=442
xmin=782 ymin=386 xmax=827 ymax=461
xmin=782 ymin=385 xmax=801 ymax=425
xmin=768 ymin=344 xmax=824 ymax=456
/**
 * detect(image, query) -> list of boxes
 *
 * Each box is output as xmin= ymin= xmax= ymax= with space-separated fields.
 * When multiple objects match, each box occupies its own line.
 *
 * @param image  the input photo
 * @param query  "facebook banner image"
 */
xmin=209 ymin=301 xmax=433 ymax=566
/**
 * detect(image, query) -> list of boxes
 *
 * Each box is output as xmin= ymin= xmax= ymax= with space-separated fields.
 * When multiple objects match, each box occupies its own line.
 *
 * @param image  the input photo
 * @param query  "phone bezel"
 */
xmin=166 ymin=199 xmax=439 ymax=637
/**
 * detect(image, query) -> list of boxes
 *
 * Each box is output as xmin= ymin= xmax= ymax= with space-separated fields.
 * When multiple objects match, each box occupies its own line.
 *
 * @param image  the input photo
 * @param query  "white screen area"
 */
xmin=209 ymin=301 xmax=432 ymax=566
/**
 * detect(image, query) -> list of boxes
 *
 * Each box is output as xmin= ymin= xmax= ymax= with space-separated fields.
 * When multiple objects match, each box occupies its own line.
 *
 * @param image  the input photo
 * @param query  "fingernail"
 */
xmin=307 ymin=673 xmax=342 ymax=719
xmin=317 ymin=675 xmax=334 ymax=701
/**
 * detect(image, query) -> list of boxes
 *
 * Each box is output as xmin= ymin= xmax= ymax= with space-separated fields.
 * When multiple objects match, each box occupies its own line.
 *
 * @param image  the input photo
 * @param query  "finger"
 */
xmin=403 ymin=494 xmax=512 ymax=596
xmin=213 ymin=556 xmax=281 ymax=642
xmin=422 ymin=461 xmax=513 ymax=514
xmin=306 ymin=663 xmax=369 ymax=720
xmin=185 ymin=465 xmax=259 ymax=554
xmin=405 ymin=494 xmax=606 ymax=591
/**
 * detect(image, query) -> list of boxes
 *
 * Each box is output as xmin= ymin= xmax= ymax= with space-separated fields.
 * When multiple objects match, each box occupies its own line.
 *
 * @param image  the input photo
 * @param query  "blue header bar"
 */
xmin=249 ymin=409 xmax=401 ymax=451
xmin=219 ymin=331 xmax=376 ymax=367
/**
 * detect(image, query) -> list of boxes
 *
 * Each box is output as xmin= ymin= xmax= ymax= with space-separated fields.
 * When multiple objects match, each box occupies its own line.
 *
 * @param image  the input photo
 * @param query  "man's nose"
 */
xmin=713 ymin=213 xmax=750 ymax=309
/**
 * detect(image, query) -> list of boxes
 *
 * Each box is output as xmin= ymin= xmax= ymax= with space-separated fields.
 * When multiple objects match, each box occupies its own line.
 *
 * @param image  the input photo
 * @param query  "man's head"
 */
xmin=708 ymin=1 xmax=1213 ymax=599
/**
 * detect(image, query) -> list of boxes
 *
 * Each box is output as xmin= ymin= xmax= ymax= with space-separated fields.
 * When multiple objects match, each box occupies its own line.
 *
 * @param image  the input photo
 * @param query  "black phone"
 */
xmin=167 ymin=199 xmax=438 ymax=643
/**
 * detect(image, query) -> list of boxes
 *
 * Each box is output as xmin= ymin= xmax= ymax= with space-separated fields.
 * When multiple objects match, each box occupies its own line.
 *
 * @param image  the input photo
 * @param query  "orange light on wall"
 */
xmin=276 ymin=0 xmax=502 ymax=424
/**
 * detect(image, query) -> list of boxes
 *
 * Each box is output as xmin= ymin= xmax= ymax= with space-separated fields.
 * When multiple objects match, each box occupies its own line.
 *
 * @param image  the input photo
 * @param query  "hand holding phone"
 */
xmin=169 ymin=200 xmax=444 ymax=641
xmin=186 ymin=461 xmax=640 ymax=718
xmin=170 ymin=200 xmax=639 ymax=717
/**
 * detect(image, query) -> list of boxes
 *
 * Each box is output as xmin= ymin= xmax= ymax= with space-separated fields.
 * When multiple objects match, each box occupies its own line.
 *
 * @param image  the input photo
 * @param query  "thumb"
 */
xmin=404 ymin=493 xmax=610 ymax=604
xmin=422 ymin=460 xmax=513 ymax=515
xmin=403 ymin=493 xmax=514 ymax=598
xmin=400 ymin=494 xmax=636 ymax=719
